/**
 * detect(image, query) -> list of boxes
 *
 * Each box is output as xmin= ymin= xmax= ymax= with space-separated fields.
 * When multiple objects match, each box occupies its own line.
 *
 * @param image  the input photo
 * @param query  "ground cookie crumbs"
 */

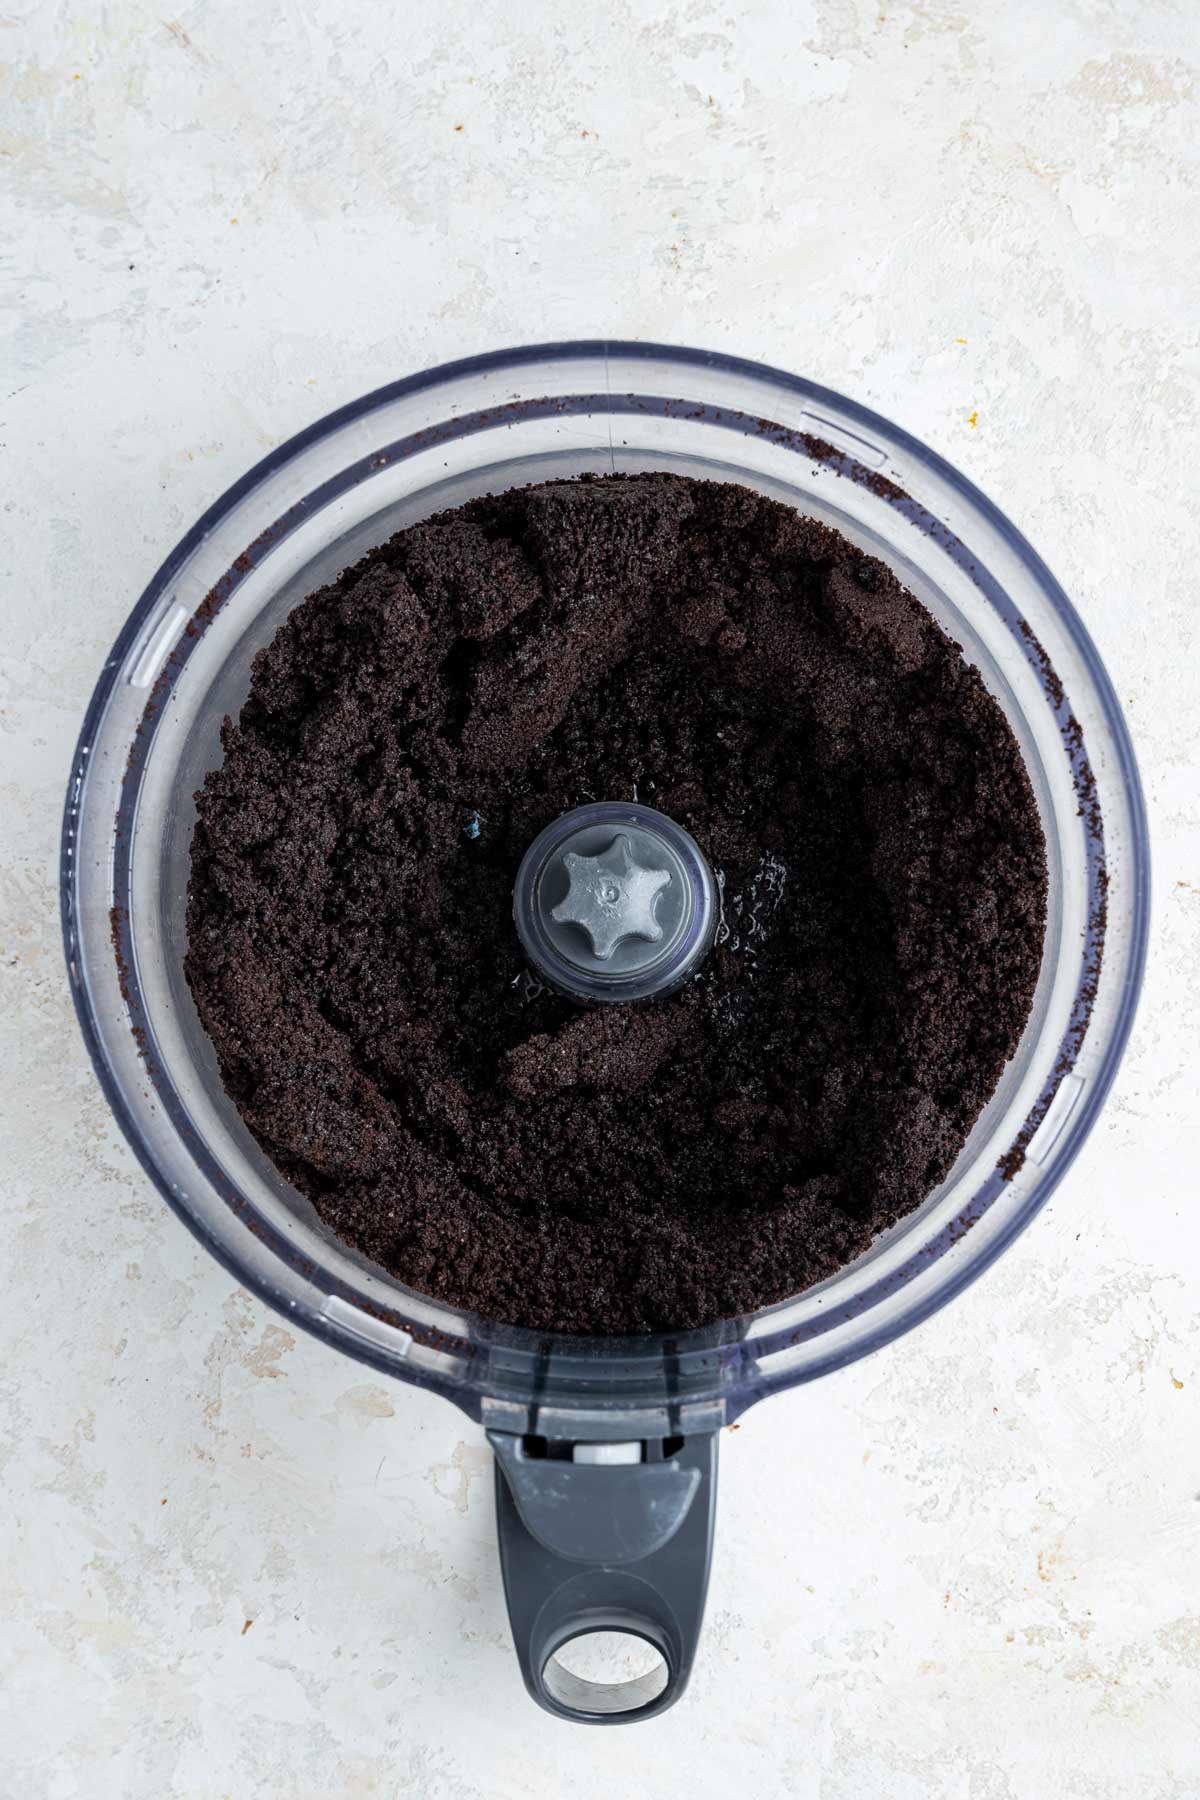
xmin=186 ymin=474 xmax=1047 ymax=1334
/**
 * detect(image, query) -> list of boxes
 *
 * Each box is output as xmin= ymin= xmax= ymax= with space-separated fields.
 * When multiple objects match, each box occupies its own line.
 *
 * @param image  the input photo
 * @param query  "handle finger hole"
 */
xmin=542 ymin=1629 xmax=670 ymax=1717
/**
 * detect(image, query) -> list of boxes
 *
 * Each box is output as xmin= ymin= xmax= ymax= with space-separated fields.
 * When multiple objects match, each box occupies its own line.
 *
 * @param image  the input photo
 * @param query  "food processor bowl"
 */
xmin=62 ymin=342 xmax=1149 ymax=1722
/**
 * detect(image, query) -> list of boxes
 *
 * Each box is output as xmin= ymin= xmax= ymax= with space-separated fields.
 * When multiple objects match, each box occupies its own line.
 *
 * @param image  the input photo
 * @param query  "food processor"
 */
xmin=61 ymin=342 xmax=1149 ymax=1724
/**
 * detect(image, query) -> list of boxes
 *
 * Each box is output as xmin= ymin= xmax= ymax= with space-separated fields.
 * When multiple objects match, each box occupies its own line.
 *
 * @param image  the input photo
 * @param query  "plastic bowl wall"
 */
xmin=62 ymin=343 xmax=1149 ymax=1440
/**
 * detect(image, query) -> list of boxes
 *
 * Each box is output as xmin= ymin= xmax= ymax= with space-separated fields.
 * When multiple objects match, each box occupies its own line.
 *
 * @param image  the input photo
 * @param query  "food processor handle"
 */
xmin=488 ymin=1428 xmax=718 ymax=1724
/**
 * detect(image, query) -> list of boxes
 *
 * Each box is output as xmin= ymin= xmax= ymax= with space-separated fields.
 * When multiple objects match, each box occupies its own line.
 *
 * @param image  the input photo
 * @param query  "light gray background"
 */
xmin=3 ymin=2 xmax=1198 ymax=1795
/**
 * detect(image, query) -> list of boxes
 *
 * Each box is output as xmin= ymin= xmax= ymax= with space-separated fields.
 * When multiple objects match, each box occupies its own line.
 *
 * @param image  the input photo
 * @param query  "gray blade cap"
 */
xmin=512 ymin=801 xmax=718 ymax=1004
xmin=550 ymin=834 xmax=672 ymax=961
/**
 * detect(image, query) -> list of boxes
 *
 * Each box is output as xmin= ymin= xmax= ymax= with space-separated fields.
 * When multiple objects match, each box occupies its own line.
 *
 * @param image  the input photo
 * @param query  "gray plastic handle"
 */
xmin=489 ymin=1429 xmax=718 ymax=1723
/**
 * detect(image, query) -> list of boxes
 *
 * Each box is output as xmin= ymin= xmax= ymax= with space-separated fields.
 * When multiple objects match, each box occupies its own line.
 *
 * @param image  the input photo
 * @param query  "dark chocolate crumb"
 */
xmin=185 ymin=475 xmax=1047 ymax=1334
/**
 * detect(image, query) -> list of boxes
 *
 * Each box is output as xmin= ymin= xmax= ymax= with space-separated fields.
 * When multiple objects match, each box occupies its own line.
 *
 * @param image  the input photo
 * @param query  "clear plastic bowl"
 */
xmin=62 ymin=342 xmax=1149 ymax=1716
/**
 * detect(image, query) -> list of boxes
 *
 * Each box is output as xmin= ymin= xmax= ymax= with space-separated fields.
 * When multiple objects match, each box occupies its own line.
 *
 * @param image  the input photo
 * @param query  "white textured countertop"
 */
xmin=3 ymin=2 xmax=1198 ymax=1794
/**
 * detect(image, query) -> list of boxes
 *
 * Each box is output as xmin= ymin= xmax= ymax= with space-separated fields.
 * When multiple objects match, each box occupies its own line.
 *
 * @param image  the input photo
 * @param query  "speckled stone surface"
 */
xmin=2 ymin=2 xmax=1199 ymax=1794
